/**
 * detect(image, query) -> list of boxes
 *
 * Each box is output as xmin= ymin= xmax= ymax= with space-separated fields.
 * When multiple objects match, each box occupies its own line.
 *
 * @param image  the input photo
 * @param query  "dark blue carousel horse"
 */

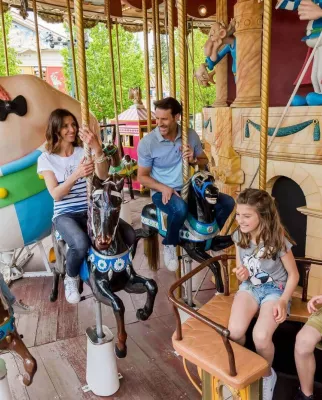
xmin=50 ymin=175 xmax=158 ymax=358
xmin=136 ymin=171 xmax=233 ymax=292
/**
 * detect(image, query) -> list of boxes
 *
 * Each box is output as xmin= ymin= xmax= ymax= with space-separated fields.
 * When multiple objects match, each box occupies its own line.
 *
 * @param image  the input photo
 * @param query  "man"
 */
xmin=138 ymin=97 xmax=235 ymax=271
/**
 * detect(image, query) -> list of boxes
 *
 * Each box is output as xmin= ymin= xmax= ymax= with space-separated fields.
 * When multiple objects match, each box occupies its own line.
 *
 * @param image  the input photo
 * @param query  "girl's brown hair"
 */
xmin=45 ymin=109 xmax=82 ymax=154
xmin=236 ymin=188 xmax=294 ymax=259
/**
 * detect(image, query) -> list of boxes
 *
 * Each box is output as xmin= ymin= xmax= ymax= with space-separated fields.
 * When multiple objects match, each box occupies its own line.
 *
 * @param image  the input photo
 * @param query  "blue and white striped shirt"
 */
xmin=37 ymin=147 xmax=88 ymax=219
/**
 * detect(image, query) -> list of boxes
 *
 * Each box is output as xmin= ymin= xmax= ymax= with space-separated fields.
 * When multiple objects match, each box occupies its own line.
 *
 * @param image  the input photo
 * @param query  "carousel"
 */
xmin=0 ymin=0 xmax=322 ymax=399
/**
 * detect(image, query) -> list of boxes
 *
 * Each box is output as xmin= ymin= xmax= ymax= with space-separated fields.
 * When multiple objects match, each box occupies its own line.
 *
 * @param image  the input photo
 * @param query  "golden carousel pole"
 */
xmin=66 ymin=0 xmax=79 ymax=100
xmin=259 ymin=0 xmax=272 ymax=190
xmin=154 ymin=0 xmax=162 ymax=99
xmin=32 ymin=0 xmax=43 ymax=79
xmin=142 ymin=0 xmax=152 ymax=132
xmin=105 ymin=0 xmax=121 ymax=150
xmin=191 ymin=20 xmax=195 ymax=130
xmin=115 ymin=20 xmax=124 ymax=112
xmin=152 ymin=0 xmax=159 ymax=99
xmin=167 ymin=0 xmax=176 ymax=97
xmin=0 ymin=0 xmax=9 ymax=76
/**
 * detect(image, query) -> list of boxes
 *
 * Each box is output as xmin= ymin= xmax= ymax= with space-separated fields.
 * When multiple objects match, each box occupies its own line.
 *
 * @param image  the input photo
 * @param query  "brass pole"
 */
xmin=105 ymin=0 xmax=121 ymax=150
xmin=259 ymin=0 xmax=272 ymax=190
xmin=167 ymin=0 xmax=176 ymax=97
xmin=154 ymin=0 xmax=162 ymax=99
xmin=115 ymin=21 xmax=124 ymax=112
xmin=151 ymin=0 xmax=159 ymax=99
xmin=32 ymin=0 xmax=43 ymax=79
xmin=0 ymin=0 xmax=9 ymax=76
xmin=191 ymin=21 xmax=195 ymax=130
xmin=177 ymin=0 xmax=189 ymax=200
xmin=66 ymin=0 xmax=79 ymax=100
xmin=74 ymin=0 xmax=92 ymax=199
xmin=142 ymin=0 xmax=152 ymax=132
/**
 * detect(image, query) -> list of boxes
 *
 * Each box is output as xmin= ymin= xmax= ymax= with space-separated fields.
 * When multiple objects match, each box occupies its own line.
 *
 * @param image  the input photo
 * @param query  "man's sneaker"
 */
xmin=263 ymin=368 xmax=277 ymax=400
xmin=294 ymin=388 xmax=315 ymax=400
xmin=12 ymin=300 xmax=34 ymax=314
xmin=64 ymin=275 xmax=81 ymax=304
xmin=163 ymin=245 xmax=179 ymax=272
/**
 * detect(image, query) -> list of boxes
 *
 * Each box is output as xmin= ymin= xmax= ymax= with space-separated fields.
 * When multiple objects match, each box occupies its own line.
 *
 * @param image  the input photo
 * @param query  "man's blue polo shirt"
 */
xmin=138 ymin=125 xmax=203 ymax=192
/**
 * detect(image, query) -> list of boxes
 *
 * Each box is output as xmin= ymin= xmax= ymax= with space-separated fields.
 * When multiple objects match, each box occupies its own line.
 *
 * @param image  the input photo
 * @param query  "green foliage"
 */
xmin=62 ymin=24 xmax=144 ymax=121
xmin=0 ymin=12 xmax=21 ymax=76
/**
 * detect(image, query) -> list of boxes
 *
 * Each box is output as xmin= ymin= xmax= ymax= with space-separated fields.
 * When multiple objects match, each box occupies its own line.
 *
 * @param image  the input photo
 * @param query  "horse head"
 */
xmin=191 ymin=171 xmax=219 ymax=204
xmin=89 ymin=175 xmax=124 ymax=252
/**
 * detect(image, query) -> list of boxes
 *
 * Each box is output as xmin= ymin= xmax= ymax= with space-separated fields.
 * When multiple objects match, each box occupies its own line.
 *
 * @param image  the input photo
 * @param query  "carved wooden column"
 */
xmin=231 ymin=0 xmax=263 ymax=108
xmin=213 ymin=0 xmax=228 ymax=107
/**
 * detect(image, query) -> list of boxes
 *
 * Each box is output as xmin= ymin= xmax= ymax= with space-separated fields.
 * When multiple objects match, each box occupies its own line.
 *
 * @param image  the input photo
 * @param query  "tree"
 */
xmin=62 ymin=24 xmax=144 ymax=121
xmin=0 ymin=11 xmax=21 ymax=76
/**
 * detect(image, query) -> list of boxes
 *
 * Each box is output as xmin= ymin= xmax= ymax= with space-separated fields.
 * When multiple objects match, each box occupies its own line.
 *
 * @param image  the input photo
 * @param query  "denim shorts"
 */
xmin=237 ymin=281 xmax=291 ymax=314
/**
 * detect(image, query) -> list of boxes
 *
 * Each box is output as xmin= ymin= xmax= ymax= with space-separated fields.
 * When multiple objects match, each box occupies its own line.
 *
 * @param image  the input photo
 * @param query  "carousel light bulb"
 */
xmin=198 ymin=5 xmax=207 ymax=17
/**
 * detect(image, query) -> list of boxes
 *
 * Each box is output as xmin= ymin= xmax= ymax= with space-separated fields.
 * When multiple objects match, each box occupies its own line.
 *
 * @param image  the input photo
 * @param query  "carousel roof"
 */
xmin=3 ymin=0 xmax=216 ymax=32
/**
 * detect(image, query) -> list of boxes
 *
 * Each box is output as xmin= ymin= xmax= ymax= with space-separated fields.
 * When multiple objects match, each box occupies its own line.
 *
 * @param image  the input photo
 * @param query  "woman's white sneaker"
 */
xmin=64 ymin=275 xmax=81 ymax=304
xmin=263 ymin=368 xmax=277 ymax=400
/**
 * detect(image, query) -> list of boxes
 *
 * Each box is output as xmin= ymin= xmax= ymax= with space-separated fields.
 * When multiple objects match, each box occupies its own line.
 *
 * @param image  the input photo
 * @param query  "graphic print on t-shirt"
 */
xmin=242 ymin=247 xmax=273 ymax=286
xmin=64 ymin=164 xmax=77 ymax=181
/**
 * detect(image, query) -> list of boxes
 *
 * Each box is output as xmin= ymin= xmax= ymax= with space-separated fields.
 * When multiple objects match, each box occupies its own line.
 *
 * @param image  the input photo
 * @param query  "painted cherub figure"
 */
xmin=276 ymin=0 xmax=322 ymax=106
xmin=203 ymin=19 xmax=237 ymax=81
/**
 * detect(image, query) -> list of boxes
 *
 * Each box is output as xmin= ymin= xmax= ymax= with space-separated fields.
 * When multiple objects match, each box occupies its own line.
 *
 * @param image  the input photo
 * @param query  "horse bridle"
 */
xmin=191 ymin=171 xmax=217 ymax=199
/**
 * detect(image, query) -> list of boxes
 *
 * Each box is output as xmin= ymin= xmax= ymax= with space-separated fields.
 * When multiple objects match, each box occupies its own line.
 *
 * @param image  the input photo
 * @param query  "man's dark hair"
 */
xmin=153 ymin=97 xmax=182 ymax=116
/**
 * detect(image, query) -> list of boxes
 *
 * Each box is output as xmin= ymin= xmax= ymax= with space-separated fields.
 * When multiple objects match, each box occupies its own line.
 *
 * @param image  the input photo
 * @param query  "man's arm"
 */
xmin=138 ymin=166 xmax=179 ymax=204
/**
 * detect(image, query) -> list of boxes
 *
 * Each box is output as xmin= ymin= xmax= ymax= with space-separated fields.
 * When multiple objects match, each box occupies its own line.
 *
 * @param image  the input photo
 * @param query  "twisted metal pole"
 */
xmin=115 ymin=21 xmax=124 ymax=112
xmin=167 ymin=0 xmax=176 ymax=97
xmin=105 ymin=0 xmax=121 ymax=151
xmin=154 ymin=0 xmax=162 ymax=99
xmin=0 ymin=0 xmax=9 ymax=76
xmin=191 ymin=21 xmax=195 ymax=130
xmin=152 ymin=0 xmax=159 ymax=99
xmin=66 ymin=0 xmax=79 ymax=100
xmin=142 ymin=0 xmax=152 ymax=132
xmin=259 ymin=0 xmax=272 ymax=190
xmin=177 ymin=0 xmax=189 ymax=201
xmin=32 ymin=0 xmax=42 ymax=79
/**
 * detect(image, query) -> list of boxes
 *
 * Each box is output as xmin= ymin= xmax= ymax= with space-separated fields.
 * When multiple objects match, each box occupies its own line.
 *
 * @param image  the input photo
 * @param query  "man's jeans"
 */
xmin=54 ymin=211 xmax=91 ymax=277
xmin=0 ymin=272 xmax=15 ymax=313
xmin=152 ymin=192 xmax=235 ymax=247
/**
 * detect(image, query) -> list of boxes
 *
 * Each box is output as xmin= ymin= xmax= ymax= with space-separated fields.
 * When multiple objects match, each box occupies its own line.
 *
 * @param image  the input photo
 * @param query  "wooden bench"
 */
xmin=168 ymin=254 xmax=322 ymax=399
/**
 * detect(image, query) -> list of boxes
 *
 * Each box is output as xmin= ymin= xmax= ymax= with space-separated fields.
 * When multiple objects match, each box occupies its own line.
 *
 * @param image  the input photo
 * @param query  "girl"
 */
xmin=37 ymin=109 xmax=109 ymax=304
xmin=228 ymin=188 xmax=299 ymax=400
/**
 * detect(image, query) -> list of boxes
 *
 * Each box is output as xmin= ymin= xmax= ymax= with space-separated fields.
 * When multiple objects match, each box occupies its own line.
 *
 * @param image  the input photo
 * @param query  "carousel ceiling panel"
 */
xmin=121 ymin=0 xmax=161 ymax=10
xmin=186 ymin=0 xmax=216 ymax=19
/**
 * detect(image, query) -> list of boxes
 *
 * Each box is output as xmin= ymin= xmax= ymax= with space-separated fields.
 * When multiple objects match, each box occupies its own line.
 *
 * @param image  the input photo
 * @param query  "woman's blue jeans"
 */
xmin=54 ymin=211 xmax=91 ymax=277
xmin=152 ymin=192 xmax=235 ymax=247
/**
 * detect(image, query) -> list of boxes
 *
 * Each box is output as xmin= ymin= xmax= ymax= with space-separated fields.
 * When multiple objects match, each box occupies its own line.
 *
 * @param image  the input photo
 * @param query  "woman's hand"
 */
xmin=79 ymin=127 xmax=101 ymax=154
xmin=273 ymin=299 xmax=287 ymax=324
xmin=73 ymin=157 xmax=95 ymax=180
xmin=307 ymin=295 xmax=322 ymax=314
xmin=233 ymin=265 xmax=249 ymax=281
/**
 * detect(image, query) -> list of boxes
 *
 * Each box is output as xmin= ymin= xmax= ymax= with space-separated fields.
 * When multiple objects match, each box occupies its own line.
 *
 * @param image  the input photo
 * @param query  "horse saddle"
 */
xmin=141 ymin=203 xmax=220 ymax=251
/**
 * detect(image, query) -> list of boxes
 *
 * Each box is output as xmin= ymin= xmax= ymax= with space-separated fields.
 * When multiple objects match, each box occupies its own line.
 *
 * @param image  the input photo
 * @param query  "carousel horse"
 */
xmin=0 ymin=290 xmax=37 ymax=386
xmin=104 ymin=143 xmax=138 ymax=199
xmin=51 ymin=175 xmax=158 ymax=358
xmin=137 ymin=171 xmax=233 ymax=292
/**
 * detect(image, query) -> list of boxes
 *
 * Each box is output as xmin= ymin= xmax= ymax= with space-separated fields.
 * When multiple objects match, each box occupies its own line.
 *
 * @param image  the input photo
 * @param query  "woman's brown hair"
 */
xmin=236 ymin=188 xmax=294 ymax=259
xmin=45 ymin=109 xmax=82 ymax=154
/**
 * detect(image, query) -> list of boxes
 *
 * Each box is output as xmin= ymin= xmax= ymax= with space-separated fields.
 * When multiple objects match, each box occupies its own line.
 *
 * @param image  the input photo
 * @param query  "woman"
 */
xmin=37 ymin=109 xmax=109 ymax=304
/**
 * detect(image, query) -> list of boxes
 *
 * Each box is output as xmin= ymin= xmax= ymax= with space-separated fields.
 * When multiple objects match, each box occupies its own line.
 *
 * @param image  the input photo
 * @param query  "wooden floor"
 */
xmin=4 ymin=193 xmax=322 ymax=399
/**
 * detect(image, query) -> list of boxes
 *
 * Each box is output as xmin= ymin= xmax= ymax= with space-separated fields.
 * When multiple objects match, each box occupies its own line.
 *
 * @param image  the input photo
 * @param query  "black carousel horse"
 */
xmin=50 ymin=175 xmax=158 ymax=358
xmin=136 ymin=171 xmax=233 ymax=293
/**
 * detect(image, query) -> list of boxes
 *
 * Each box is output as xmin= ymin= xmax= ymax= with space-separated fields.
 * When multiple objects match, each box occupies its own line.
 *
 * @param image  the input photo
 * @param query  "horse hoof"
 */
xmin=136 ymin=308 xmax=149 ymax=321
xmin=49 ymin=292 xmax=57 ymax=302
xmin=115 ymin=344 xmax=127 ymax=359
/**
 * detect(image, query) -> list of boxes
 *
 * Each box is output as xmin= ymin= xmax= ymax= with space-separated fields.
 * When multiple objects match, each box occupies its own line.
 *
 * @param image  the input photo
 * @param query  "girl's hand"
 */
xmin=73 ymin=157 xmax=95 ymax=180
xmin=273 ymin=299 xmax=287 ymax=324
xmin=79 ymin=127 xmax=101 ymax=153
xmin=233 ymin=265 xmax=249 ymax=281
xmin=307 ymin=295 xmax=322 ymax=314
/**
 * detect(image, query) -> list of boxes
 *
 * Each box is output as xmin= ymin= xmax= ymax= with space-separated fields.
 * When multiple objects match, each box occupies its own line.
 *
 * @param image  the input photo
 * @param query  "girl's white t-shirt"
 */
xmin=37 ymin=147 xmax=87 ymax=219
